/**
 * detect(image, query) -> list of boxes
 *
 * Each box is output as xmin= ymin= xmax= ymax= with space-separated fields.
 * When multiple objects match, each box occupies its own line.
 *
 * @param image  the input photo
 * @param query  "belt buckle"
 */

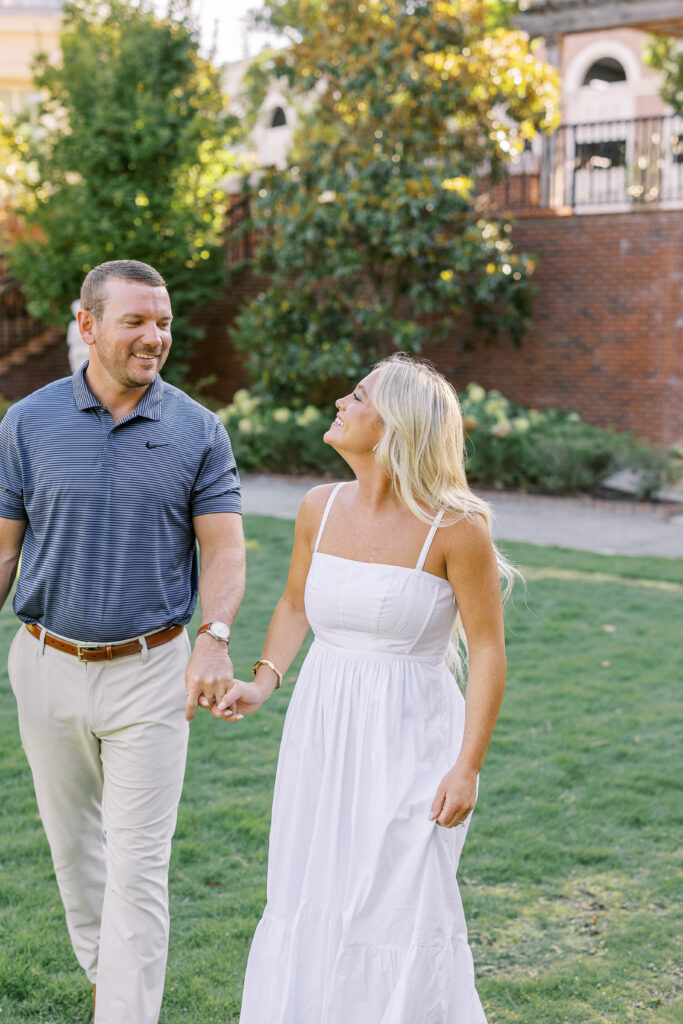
xmin=77 ymin=644 xmax=90 ymax=662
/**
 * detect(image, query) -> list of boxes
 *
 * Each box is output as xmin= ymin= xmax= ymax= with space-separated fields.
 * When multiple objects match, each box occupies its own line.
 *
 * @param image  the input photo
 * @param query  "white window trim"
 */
xmin=564 ymin=39 xmax=641 ymax=95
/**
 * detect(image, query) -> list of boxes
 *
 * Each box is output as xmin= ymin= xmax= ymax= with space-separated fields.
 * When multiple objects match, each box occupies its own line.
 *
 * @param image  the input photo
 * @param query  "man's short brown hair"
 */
xmin=80 ymin=260 xmax=166 ymax=321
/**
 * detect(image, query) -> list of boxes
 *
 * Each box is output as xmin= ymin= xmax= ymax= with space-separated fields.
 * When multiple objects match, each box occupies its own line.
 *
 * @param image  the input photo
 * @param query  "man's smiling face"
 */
xmin=81 ymin=277 xmax=173 ymax=392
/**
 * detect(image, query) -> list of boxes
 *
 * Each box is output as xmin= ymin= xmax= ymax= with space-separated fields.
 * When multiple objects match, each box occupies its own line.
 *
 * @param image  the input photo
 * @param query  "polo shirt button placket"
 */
xmin=101 ymin=427 xmax=116 ymax=472
xmin=96 ymin=407 xmax=111 ymax=470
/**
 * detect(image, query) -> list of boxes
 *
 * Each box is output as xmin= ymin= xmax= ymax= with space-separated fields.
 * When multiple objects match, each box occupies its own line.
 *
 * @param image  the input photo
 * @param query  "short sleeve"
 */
xmin=191 ymin=417 xmax=242 ymax=517
xmin=0 ymin=412 xmax=27 ymax=520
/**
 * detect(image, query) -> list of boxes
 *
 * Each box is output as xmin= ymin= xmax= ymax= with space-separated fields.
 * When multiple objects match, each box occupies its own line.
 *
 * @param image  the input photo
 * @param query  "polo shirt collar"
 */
xmin=72 ymin=362 xmax=100 ymax=410
xmin=72 ymin=362 xmax=164 ymax=421
xmin=133 ymin=374 xmax=164 ymax=421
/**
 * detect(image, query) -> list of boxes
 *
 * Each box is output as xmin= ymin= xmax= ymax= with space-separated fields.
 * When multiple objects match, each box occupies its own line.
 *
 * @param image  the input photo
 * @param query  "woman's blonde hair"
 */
xmin=371 ymin=353 xmax=519 ymax=675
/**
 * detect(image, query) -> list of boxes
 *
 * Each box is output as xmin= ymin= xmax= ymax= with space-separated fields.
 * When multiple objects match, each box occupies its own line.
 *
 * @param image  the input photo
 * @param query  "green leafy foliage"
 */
xmin=459 ymin=384 xmax=670 ymax=496
xmin=217 ymin=389 xmax=348 ymax=476
xmin=231 ymin=0 xmax=559 ymax=402
xmin=0 ymin=395 xmax=14 ymax=423
xmin=0 ymin=0 xmax=242 ymax=383
xmin=216 ymin=383 xmax=671 ymax=495
xmin=645 ymin=35 xmax=683 ymax=112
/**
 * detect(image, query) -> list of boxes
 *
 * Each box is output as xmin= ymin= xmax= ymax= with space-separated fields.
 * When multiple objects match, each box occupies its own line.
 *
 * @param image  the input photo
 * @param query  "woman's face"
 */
xmin=324 ymin=369 xmax=384 ymax=455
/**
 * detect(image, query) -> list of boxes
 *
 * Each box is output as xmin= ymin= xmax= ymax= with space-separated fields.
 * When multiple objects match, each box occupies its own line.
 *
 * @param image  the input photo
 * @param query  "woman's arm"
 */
xmin=430 ymin=514 xmax=507 ymax=827
xmin=216 ymin=485 xmax=334 ymax=719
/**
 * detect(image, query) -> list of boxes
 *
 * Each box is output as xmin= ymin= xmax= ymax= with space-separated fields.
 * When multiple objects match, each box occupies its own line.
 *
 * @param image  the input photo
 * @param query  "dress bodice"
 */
xmin=304 ymin=484 xmax=457 ymax=661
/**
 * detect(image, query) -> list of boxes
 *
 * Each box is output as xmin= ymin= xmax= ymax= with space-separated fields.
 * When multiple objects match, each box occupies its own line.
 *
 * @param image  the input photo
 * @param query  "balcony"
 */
xmin=516 ymin=0 xmax=683 ymax=38
xmin=493 ymin=114 xmax=683 ymax=213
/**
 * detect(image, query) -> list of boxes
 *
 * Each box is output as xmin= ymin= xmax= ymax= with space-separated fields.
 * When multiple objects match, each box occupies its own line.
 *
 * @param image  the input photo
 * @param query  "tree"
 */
xmin=231 ymin=0 xmax=559 ymax=403
xmin=0 ymin=0 xmax=241 ymax=383
xmin=645 ymin=35 xmax=683 ymax=112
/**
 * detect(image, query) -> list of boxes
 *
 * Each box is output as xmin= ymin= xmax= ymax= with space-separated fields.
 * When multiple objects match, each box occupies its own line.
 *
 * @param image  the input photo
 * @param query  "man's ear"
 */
xmin=77 ymin=309 xmax=97 ymax=348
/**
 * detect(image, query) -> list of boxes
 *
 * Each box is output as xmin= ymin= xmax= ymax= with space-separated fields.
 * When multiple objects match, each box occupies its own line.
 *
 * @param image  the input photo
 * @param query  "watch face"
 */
xmin=209 ymin=621 xmax=230 ymax=641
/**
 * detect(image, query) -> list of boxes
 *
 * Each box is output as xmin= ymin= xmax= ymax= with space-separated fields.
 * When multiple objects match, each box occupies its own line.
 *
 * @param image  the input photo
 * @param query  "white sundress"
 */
xmin=240 ymin=483 xmax=488 ymax=1024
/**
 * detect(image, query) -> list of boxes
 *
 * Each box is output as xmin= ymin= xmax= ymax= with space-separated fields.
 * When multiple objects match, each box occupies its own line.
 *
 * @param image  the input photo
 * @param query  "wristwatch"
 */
xmin=197 ymin=621 xmax=231 ymax=645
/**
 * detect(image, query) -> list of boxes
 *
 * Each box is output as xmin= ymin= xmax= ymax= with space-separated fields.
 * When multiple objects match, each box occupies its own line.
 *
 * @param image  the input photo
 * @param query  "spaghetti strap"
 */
xmin=313 ymin=482 xmax=346 ymax=553
xmin=415 ymin=510 xmax=445 ymax=571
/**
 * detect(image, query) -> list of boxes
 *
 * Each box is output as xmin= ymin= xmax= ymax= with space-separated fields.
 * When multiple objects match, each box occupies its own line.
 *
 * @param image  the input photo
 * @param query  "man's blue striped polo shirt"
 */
xmin=0 ymin=365 xmax=241 ymax=642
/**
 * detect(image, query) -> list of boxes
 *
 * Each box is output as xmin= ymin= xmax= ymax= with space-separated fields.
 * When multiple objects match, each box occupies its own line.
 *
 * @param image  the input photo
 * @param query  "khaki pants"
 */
xmin=8 ymin=624 xmax=191 ymax=1024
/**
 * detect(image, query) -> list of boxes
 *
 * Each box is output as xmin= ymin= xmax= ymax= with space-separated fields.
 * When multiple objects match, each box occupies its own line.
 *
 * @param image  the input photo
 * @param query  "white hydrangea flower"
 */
xmin=466 ymin=383 xmax=486 ymax=404
xmin=491 ymin=420 xmax=512 ymax=439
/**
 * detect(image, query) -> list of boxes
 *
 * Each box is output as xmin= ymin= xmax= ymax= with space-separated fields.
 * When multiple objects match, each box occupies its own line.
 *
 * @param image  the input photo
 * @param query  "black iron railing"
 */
xmin=498 ymin=114 xmax=683 ymax=211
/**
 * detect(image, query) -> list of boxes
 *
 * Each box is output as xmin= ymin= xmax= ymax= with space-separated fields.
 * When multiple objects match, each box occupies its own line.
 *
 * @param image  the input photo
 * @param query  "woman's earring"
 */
xmin=372 ymin=442 xmax=380 ymax=452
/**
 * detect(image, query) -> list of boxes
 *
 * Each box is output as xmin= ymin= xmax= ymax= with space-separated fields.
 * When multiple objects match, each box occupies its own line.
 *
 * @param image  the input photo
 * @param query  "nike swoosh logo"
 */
xmin=146 ymin=441 xmax=171 ymax=449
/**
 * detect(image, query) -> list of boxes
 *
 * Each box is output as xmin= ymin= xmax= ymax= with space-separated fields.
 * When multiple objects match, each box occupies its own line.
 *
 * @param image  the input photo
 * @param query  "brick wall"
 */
xmin=191 ymin=207 xmax=682 ymax=447
xmin=0 ymin=333 xmax=70 ymax=399
xmin=423 ymin=208 xmax=682 ymax=448
xmin=0 ymin=268 xmax=70 ymax=398
xmin=186 ymin=266 xmax=258 ymax=401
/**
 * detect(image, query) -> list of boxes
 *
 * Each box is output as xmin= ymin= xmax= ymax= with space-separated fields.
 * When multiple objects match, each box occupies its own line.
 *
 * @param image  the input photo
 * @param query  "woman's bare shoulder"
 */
xmin=439 ymin=510 xmax=495 ymax=565
xmin=296 ymin=482 xmax=347 ymax=530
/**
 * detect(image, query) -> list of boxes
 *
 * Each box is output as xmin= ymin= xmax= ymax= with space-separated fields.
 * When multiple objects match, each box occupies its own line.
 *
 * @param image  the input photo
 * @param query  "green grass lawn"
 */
xmin=0 ymin=518 xmax=681 ymax=1023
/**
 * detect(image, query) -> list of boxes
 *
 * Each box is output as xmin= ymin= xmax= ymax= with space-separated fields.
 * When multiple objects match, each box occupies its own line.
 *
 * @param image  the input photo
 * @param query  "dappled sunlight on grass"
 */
xmin=521 ymin=566 xmax=683 ymax=592
xmin=465 ymin=870 xmax=680 ymax=1022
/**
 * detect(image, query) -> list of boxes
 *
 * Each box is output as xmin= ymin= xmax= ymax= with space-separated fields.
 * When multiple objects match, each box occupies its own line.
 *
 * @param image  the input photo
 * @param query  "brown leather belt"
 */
xmin=25 ymin=623 xmax=184 ymax=662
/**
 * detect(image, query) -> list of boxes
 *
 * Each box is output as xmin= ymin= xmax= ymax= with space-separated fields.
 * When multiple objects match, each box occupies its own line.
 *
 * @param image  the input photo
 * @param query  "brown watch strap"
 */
xmin=197 ymin=623 xmax=230 ymax=642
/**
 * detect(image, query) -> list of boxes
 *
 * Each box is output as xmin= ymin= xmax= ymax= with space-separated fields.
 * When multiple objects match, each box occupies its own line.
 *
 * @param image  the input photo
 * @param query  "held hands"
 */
xmin=212 ymin=678 xmax=271 ymax=722
xmin=213 ymin=659 xmax=281 ymax=722
xmin=185 ymin=635 xmax=235 ymax=722
xmin=429 ymin=762 xmax=478 ymax=829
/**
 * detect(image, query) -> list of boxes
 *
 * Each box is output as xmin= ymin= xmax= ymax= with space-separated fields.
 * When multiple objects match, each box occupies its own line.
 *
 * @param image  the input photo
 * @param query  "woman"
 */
xmin=220 ymin=354 xmax=514 ymax=1023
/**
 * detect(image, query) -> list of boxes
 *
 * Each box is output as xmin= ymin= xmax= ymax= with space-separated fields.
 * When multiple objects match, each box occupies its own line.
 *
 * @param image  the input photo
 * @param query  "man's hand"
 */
xmin=185 ymin=636 xmax=235 ymax=721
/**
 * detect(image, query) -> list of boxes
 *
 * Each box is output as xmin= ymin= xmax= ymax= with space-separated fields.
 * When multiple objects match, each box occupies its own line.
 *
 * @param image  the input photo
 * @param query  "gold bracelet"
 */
xmin=252 ymin=658 xmax=282 ymax=690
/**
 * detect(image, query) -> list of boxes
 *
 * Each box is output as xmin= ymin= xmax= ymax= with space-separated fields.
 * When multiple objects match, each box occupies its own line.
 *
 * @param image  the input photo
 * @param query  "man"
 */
xmin=0 ymin=260 xmax=245 ymax=1023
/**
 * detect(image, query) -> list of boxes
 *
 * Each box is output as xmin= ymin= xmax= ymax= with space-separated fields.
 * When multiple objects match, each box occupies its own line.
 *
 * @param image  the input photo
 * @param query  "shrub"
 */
xmin=217 ymin=390 xmax=351 ymax=478
xmin=218 ymin=384 xmax=671 ymax=497
xmin=460 ymin=384 xmax=670 ymax=497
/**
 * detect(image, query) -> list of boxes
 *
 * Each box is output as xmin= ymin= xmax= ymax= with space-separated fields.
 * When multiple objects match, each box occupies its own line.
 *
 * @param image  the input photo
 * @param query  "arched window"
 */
xmin=583 ymin=58 xmax=627 ymax=87
xmin=270 ymin=106 xmax=287 ymax=128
